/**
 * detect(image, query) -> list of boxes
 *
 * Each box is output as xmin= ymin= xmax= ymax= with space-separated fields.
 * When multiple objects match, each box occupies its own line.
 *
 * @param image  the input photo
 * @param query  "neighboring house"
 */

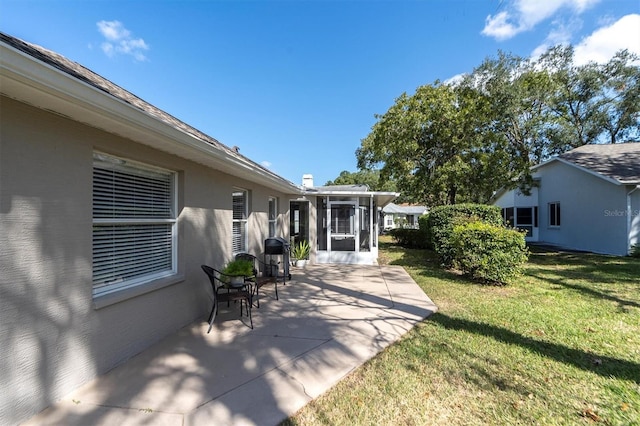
xmin=493 ymin=143 xmax=640 ymax=256
xmin=381 ymin=203 xmax=428 ymax=231
xmin=0 ymin=33 xmax=396 ymax=424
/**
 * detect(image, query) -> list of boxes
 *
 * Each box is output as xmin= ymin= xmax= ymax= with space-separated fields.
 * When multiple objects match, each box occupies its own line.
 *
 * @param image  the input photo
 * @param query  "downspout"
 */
xmin=628 ymin=185 xmax=640 ymax=255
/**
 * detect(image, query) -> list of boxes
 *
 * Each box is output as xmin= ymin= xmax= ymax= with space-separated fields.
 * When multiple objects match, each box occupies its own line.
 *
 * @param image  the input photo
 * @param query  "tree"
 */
xmin=537 ymin=46 xmax=640 ymax=148
xmin=599 ymin=50 xmax=640 ymax=143
xmin=539 ymin=45 xmax=608 ymax=152
xmin=356 ymin=45 xmax=640 ymax=206
xmin=465 ymin=51 xmax=554 ymax=192
xmin=357 ymin=82 xmax=508 ymax=205
xmin=325 ymin=169 xmax=397 ymax=193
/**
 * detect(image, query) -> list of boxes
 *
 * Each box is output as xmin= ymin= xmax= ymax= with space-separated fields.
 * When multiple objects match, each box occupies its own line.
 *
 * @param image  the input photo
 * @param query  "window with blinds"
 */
xmin=93 ymin=152 xmax=177 ymax=296
xmin=232 ymin=189 xmax=248 ymax=253
xmin=268 ymin=196 xmax=277 ymax=237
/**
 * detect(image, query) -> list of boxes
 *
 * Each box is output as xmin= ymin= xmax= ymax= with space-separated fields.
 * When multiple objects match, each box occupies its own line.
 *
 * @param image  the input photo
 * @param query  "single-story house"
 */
xmin=0 ymin=32 xmax=396 ymax=424
xmin=493 ymin=142 xmax=640 ymax=256
xmin=381 ymin=203 xmax=428 ymax=231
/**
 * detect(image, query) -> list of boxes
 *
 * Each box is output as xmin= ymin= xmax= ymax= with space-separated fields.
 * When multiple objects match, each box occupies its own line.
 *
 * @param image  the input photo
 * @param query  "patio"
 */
xmin=24 ymin=264 xmax=437 ymax=426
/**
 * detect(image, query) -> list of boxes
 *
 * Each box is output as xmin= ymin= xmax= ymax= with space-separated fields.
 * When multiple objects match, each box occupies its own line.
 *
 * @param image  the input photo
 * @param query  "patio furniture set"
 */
xmin=201 ymin=252 xmax=287 ymax=333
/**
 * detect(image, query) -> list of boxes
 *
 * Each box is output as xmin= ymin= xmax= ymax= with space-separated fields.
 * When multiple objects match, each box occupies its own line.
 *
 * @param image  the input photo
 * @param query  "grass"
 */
xmin=282 ymin=237 xmax=640 ymax=425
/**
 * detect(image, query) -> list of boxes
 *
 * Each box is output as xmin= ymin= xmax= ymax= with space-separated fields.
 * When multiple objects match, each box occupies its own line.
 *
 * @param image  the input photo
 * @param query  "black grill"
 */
xmin=264 ymin=237 xmax=290 ymax=279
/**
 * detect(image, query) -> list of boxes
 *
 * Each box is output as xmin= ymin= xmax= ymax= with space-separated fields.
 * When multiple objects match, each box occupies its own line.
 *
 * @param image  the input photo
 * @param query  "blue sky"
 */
xmin=2 ymin=0 xmax=639 ymax=186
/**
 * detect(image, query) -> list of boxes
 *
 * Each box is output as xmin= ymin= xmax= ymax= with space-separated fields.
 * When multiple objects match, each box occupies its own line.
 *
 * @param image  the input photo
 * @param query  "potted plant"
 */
xmin=291 ymin=240 xmax=310 ymax=267
xmin=221 ymin=259 xmax=254 ymax=285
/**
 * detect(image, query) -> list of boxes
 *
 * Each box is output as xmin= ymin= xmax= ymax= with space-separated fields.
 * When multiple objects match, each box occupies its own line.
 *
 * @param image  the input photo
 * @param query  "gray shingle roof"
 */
xmin=383 ymin=203 xmax=428 ymax=214
xmin=0 ymin=32 xmax=285 ymax=181
xmin=557 ymin=142 xmax=640 ymax=184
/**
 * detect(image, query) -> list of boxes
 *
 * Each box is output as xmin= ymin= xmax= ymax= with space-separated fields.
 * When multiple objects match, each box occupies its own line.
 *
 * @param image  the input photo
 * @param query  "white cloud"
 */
xmin=530 ymin=18 xmax=580 ymax=59
xmin=574 ymin=14 xmax=640 ymax=65
xmin=261 ymin=161 xmax=272 ymax=168
xmin=482 ymin=11 xmax=520 ymax=41
xmin=97 ymin=20 xmax=130 ymax=41
xmin=482 ymin=0 xmax=601 ymax=40
xmin=443 ymin=73 xmax=466 ymax=86
xmin=96 ymin=20 xmax=149 ymax=61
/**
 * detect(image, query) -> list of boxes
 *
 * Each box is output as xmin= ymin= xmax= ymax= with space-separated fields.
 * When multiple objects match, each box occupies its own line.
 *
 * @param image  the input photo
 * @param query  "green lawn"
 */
xmin=283 ymin=238 xmax=640 ymax=425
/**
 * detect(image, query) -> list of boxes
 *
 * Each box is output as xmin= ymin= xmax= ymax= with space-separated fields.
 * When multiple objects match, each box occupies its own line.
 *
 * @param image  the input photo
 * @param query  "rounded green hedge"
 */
xmin=426 ymin=204 xmax=503 ymax=266
xmin=451 ymin=221 xmax=529 ymax=285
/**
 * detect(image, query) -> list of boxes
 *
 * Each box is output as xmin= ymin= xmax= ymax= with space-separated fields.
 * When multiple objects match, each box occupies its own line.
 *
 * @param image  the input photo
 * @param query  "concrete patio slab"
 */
xmin=23 ymin=264 xmax=437 ymax=426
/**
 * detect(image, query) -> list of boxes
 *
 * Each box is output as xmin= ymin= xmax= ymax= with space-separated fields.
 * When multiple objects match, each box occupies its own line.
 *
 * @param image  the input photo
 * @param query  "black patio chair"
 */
xmin=235 ymin=253 xmax=283 ymax=308
xmin=201 ymin=265 xmax=253 ymax=332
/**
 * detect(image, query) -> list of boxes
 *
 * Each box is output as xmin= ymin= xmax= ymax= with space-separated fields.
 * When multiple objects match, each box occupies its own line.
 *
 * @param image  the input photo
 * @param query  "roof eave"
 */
xmin=0 ymin=41 xmax=301 ymax=195
xmin=303 ymin=189 xmax=399 ymax=207
xmin=533 ymin=157 xmax=623 ymax=186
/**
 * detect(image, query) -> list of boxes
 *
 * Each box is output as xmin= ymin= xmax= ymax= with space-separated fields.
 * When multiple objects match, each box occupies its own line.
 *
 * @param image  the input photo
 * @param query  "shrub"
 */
xmin=418 ymin=214 xmax=433 ymax=250
xmin=631 ymin=244 xmax=640 ymax=258
xmin=388 ymin=228 xmax=429 ymax=249
xmin=387 ymin=213 xmax=431 ymax=248
xmin=451 ymin=221 xmax=529 ymax=285
xmin=426 ymin=204 xmax=503 ymax=265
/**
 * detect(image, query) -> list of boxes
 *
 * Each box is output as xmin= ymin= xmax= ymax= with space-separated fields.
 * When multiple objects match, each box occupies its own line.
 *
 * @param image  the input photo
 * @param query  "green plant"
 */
xmin=387 ymin=214 xmax=431 ymax=249
xmin=291 ymin=240 xmax=310 ymax=260
xmin=631 ymin=244 xmax=640 ymax=258
xmin=426 ymin=203 xmax=503 ymax=266
xmin=222 ymin=259 xmax=254 ymax=277
xmin=450 ymin=221 xmax=529 ymax=284
xmin=388 ymin=228 xmax=429 ymax=249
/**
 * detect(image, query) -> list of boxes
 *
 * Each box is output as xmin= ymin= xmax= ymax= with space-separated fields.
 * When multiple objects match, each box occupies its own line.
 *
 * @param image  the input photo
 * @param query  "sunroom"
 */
xmin=291 ymin=176 xmax=397 ymax=265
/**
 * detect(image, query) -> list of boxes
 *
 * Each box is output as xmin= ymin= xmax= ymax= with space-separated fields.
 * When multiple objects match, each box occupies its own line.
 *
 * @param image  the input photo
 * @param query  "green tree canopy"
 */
xmin=356 ymin=45 xmax=640 ymax=205
xmin=325 ymin=169 xmax=396 ymax=191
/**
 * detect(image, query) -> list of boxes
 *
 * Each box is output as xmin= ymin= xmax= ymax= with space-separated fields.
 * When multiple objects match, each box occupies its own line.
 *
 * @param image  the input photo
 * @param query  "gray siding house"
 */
xmin=381 ymin=203 xmax=428 ymax=231
xmin=0 ymin=33 xmax=395 ymax=424
xmin=493 ymin=143 xmax=640 ymax=256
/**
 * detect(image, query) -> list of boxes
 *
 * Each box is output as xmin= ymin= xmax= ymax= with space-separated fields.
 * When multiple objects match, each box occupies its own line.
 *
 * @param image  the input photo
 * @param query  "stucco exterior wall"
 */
xmin=493 ymin=186 xmax=539 ymax=209
xmin=537 ymin=161 xmax=628 ymax=255
xmin=0 ymin=97 xmax=290 ymax=424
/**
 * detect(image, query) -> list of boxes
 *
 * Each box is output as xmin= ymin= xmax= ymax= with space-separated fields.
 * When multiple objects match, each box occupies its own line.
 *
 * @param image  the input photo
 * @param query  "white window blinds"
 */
xmin=93 ymin=153 xmax=177 ymax=295
xmin=268 ymin=197 xmax=277 ymax=237
xmin=232 ymin=190 xmax=248 ymax=253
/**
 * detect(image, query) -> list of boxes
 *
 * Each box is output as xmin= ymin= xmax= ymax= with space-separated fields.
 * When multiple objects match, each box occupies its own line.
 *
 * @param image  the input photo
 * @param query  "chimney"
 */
xmin=302 ymin=174 xmax=314 ymax=188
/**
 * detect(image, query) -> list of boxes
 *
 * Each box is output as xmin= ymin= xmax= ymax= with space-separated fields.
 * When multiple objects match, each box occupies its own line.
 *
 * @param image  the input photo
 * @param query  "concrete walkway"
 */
xmin=24 ymin=264 xmax=437 ymax=426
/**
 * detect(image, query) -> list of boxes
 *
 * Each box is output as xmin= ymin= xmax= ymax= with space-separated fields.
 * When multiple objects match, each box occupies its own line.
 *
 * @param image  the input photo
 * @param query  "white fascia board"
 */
xmin=306 ymin=190 xmax=398 ymax=207
xmin=0 ymin=43 xmax=301 ymax=195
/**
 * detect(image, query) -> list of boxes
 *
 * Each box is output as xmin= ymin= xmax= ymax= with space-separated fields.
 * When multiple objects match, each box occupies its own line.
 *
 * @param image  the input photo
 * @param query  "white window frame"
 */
xmin=549 ymin=202 xmax=561 ymax=227
xmin=92 ymin=152 xmax=177 ymax=298
xmin=268 ymin=196 xmax=278 ymax=237
xmin=233 ymin=188 xmax=249 ymax=253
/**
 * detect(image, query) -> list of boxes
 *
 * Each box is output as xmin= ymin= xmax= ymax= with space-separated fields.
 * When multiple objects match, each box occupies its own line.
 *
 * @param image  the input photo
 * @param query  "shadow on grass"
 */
xmin=527 ymin=249 xmax=640 ymax=284
xmin=526 ymin=250 xmax=640 ymax=310
xmin=430 ymin=313 xmax=640 ymax=384
xmin=527 ymin=271 xmax=640 ymax=311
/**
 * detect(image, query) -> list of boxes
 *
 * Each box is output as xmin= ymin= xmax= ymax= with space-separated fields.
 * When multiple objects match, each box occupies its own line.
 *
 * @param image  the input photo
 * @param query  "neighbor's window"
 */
xmin=268 ymin=196 xmax=277 ymax=237
xmin=92 ymin=152 xmax=177 ymax=296
xmin=502 ymin=207 xmax=514 ymax=227
xmin=233 ymin=189 xmax=248 ymax=253
xmin=516 ymin=207 xmax=533 ymax=237
xmin=549 ymin=202 xmax=561 ymax=227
